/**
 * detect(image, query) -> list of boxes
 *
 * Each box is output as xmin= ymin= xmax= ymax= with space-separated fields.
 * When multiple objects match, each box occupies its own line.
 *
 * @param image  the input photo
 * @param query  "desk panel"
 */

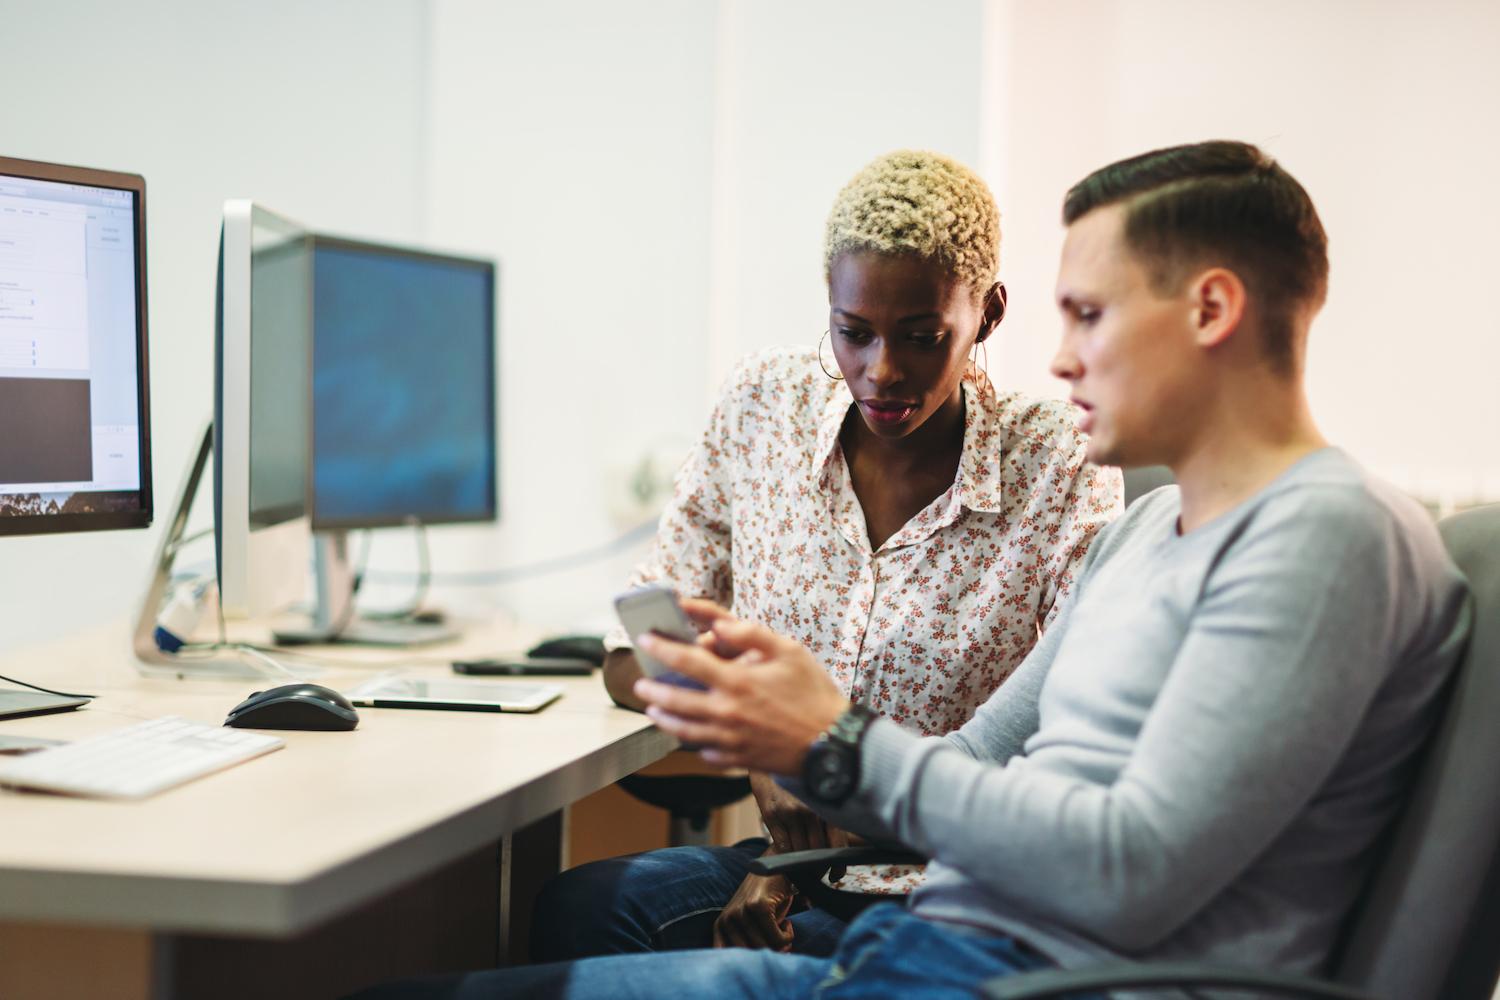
xmin=0 ymin=642 xmax=672 ymax=934
xmin=0 ymin=622 xmax=676 ymax=996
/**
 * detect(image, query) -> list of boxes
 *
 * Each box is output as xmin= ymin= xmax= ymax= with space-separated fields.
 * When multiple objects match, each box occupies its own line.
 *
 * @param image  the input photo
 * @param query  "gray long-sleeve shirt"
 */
xmin=810 ymin=449 xmax=1471 ymax=985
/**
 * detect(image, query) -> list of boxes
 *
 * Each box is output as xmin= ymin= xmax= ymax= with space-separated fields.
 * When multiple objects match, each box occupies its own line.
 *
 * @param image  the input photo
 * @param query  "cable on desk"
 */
xmin=0 ymin=672 xmax=96 ymax=700
xmin=173 ymin=643 xmax=310 ymax=680
xmin=160 ymin=518 xmax=656 ymax=668
xmin=353 ymin=518 xmax=431 ymax=622
xmin=165 ymin=526 xmax=214 ymax=558
xmin=359 ymin=517 xmax=658 ymax=587
xmin=168 ymin=636 xmax=337 ymax=673
xmin=325 ymin=550 xmax=363 ymax=639
xmin=238 ymin=642 xmax=456 ymax=670
xmin=229 ymin=644 xmax=309 ymax=678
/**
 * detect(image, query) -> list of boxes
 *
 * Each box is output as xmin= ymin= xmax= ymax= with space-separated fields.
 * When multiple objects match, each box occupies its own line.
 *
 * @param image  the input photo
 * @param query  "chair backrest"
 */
xmin=1336 ymin=503 xmax=1500 ymax=999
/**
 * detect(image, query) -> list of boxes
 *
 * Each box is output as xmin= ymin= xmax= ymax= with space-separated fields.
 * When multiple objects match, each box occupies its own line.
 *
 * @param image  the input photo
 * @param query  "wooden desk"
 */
xmin=0 ymin=622 xmax=675 ymax=999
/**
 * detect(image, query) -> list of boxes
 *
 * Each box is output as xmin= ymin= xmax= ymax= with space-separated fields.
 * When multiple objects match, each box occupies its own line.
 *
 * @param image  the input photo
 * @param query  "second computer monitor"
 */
xmin=309 ymin=237 xmax=496 ymax=531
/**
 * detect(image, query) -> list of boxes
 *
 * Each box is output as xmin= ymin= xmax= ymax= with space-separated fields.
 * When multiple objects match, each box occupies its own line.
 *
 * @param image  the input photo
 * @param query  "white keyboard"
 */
xmin=0 ymin=716 xmax=284 ymax=800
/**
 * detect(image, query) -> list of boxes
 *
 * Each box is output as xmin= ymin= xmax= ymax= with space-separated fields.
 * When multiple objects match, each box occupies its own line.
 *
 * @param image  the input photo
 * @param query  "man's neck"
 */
xmin=1170 ymin=381 xmax=1327 ymax=534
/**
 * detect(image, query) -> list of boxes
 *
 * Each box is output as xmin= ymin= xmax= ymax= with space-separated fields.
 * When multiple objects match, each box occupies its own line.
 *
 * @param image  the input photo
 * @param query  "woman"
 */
xmin=541 ymin=149 xmax=1122 ymax=960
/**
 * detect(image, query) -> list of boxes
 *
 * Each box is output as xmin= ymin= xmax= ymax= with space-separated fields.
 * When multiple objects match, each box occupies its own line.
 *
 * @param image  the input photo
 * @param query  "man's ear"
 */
xmin=977 ymin=282 xmax=1007 ymax=343
xmin=1189 ymin=268 xmax=1246 ymax=349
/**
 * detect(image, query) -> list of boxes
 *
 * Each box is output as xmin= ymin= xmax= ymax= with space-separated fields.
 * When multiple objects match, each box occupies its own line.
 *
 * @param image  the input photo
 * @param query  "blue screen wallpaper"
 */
xmin=311 ymin=243 xmax=495 ymax=527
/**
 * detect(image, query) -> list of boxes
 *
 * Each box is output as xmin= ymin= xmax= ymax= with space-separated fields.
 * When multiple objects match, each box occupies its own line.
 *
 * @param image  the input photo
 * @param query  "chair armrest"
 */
xmin=979 ymin=963 xmax=1378 ymax=1000
xmin=748 ymin=845 xmax=926 ymax=878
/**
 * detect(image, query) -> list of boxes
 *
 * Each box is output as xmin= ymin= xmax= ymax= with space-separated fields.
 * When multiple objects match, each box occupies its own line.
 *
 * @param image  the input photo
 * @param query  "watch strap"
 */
xmin=826 ymin=702 xmax=876 ymax=749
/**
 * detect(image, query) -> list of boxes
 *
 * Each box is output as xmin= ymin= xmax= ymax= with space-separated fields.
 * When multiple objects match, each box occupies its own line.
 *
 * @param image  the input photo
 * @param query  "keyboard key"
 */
xmin=0 ymin=716 xmax=284 ymax=799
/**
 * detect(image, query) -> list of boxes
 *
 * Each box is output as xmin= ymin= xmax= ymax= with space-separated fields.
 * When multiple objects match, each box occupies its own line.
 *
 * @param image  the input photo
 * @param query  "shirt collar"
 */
xmin=954 ymin=373 xmax=1010 ymax=514
xmin=811 ymin=372 xmax=1010 ymax=514
xmin=812 ymin=381 xmax=853 ymax=480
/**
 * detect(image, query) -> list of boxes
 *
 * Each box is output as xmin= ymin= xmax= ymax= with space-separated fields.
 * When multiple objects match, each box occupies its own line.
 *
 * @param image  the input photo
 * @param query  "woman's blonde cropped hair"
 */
xmin=823 ymin=149 xmax=1000 ymax=296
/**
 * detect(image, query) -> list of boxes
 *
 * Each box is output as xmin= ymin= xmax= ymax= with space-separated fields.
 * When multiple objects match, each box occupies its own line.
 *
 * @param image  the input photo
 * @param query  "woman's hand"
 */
xmin=713 ymin=772 xmax=818 ymax=952
xmin=751 ymin=771 xmax=832 ymax=853
xmin=712 ymin=869 xmax=796 ymax=951
xmin=633 ymin=600 xmax=850 ymax=775
xmin=601 ymin=648 xmax=646 ymax=712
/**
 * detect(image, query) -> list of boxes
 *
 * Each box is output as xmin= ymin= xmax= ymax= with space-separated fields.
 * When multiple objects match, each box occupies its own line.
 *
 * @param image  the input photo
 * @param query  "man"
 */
xmin=355 ymin=141 xmax=1471 ymax=999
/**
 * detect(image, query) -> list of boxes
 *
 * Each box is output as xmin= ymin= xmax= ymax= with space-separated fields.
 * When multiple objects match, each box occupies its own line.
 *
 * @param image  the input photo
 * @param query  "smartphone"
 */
xmin=452 ymin=657 xmax=595 ymax=677
xmin=613 ymin=585 xmax=706 ymax=690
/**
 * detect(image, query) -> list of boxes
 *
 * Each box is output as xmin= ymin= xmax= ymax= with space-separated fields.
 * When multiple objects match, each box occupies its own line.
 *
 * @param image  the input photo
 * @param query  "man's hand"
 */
xmin=713 ymin=870 xmax=795 ymax=950
xmin=633 ymin=599 xmax=850 ymax=775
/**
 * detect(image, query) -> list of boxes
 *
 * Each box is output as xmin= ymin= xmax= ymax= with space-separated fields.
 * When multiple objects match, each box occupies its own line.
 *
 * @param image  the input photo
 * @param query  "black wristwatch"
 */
xmin=802 ymin=704 xmax=876 ymax=807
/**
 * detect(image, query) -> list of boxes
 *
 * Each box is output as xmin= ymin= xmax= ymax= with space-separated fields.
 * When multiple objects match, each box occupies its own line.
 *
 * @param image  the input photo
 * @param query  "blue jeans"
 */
xmin=531 ymin=838 xmax=849 ymax=961
xmin=349 ymin=901 xmax=1089 ymax=999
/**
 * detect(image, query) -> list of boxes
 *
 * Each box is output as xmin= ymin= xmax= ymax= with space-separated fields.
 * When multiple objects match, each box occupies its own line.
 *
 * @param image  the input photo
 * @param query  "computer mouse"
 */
xmin=224 ymin=683 xmax=360 ymax=731
xmin=526 ymin=634 xmax=607 ymax=667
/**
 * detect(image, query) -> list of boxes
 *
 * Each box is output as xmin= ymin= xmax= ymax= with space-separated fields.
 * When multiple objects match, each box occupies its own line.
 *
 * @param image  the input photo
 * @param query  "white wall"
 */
xmin=4 ymin=0 xmax=1496 ymax=655
xmin=414 ymin=0 xmax=995 ymax=631
xmin=706 ymin=0 xmax=984 ymax=373
xmin=981 ymin=0 xmax=1500 ymax=505
xmin=411 ymin=0 xmax=995 ymax=631
xmin=417 ymin=0 xmax=719 ymax=631
xmin=0 ymin=0 xmax=428 ymax=652
xmin=416 ymin=0 xmax=1500 ymax=633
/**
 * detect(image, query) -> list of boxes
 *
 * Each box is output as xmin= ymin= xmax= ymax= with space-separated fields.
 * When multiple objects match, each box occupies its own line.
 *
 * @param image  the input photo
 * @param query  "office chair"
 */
xmin=756 ymin=503 xmax=1500 ymax=1000
xmin=605 ymin=637 xmax=754 ymax=847
xmin=615 ymin=771 xmax=752 ymax=847
xmin=1121 ymin=465 xmax=1174 ymax=507
xmin=750 ymin=844 xmax=927 ymax=922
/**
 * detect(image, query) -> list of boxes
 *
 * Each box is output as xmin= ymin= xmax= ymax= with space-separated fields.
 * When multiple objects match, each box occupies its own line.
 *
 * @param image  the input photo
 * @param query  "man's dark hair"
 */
xmin=1063 ymin=140 xmax=1329 ymax=374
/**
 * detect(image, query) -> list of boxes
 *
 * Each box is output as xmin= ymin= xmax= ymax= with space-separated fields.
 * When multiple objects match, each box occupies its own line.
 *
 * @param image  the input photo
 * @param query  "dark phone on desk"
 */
xmin=613 ymin=585 xmax=707 ymax=691
xmin=452 ymin=657 xmax=594 ymax=677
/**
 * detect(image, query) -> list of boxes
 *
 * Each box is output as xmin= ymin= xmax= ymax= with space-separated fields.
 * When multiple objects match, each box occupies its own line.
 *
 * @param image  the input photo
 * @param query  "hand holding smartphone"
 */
xmin=613 ymin=585 xmax=707 ymax=690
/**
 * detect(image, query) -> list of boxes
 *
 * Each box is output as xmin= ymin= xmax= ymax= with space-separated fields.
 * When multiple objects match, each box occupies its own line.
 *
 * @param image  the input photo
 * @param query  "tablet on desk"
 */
xmin=0 ymin=690 xmax=90 ymax=721
xmin=347 ymin=676 xmax=563 ymax=713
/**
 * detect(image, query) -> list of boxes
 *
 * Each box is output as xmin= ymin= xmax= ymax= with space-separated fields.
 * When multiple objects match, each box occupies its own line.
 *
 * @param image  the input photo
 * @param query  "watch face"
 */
xmin=807 ymin=744 xmax=854 ymax=802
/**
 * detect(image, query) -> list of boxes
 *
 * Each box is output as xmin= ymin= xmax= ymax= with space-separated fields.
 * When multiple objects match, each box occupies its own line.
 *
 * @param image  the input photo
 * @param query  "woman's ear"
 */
xmin=977 ymin=282 xmax=1007 ymax=343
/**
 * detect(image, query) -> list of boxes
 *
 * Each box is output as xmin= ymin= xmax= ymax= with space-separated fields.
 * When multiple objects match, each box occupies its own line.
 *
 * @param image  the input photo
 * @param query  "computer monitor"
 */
xmin=274 ymin=235 xmax=496 ymax=645
xmin=0 ymin=154 xmax=152 ymax=716
xmin=309 ymin=236 xmax=496 ymax=531
xmin=213 ymin=201 xmax=313 ymax=620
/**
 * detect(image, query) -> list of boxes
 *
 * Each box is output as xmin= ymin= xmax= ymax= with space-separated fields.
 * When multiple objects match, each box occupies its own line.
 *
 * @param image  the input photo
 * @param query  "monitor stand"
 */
xmin=132 ymin=421 xmax=289 ymax=679
xmin=271 ymin=531 xmax=460 ymax=647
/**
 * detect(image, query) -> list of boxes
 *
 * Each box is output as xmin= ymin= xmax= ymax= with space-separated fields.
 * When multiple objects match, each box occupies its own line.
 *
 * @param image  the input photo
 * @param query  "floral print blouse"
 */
xmin=608 ymin=347 xmax=1123 ymax=893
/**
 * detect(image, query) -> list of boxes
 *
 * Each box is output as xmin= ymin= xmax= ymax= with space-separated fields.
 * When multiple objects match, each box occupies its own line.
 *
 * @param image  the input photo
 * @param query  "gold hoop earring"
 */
xmin=970 ymin=340 xmax=992 ymax=401
xmin=818 ymin=330 xmax=845 ymax=381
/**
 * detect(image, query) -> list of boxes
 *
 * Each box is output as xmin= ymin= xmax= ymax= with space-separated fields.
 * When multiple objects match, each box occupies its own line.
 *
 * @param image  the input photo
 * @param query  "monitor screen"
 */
xmin=309 ymin=238 xmax=496 ymax=530
xmin=0 ymin=158 xmax=151 ymax=535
